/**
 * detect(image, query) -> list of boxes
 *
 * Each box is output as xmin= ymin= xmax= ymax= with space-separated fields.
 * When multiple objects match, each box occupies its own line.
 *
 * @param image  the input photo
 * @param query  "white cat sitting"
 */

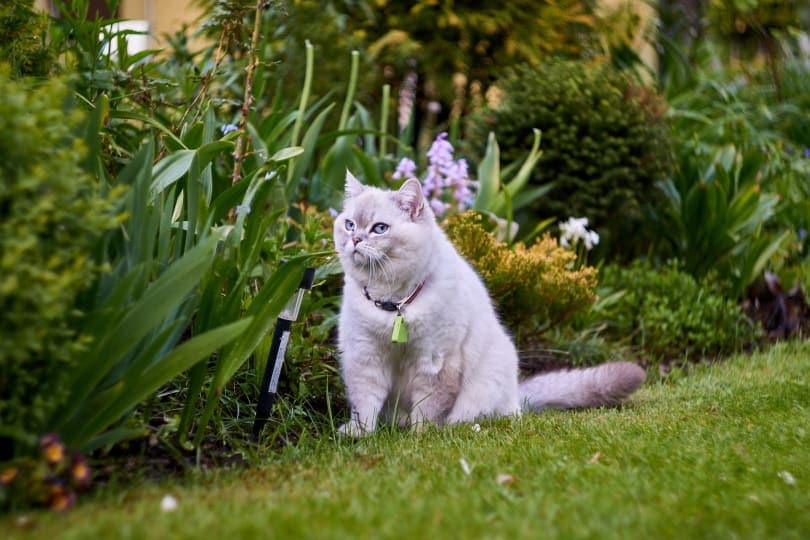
xmin=334 ymin=172 xmax=645 ymax=437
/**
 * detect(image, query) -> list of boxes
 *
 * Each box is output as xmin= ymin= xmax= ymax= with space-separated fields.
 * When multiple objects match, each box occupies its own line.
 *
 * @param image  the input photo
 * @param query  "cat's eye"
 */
xmin=344 ymin=219 xmax=356 ymax=232
xmin=371 ymin=223 xmax=389 ymax=234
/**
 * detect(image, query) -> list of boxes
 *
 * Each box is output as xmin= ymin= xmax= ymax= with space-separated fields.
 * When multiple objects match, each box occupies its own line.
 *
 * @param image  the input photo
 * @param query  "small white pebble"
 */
xmin=161 ymin=495 xmax=178 ymax=512
xmin=496 ymin=473 xmax=515 ymax=485
xmin=459 ymin=458 xmax=471 ymax=476
xmin=777 ymin=471 xmax=796 ymax=485
xmin=471 ymin=423 xmax=481 ymax=432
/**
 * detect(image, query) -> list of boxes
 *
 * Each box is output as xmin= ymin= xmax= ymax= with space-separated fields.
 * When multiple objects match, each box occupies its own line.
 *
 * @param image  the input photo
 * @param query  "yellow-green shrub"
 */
xmin=0 ymin=68 xmax=117 ymax=451
xmin=444 ymin=212 xmax=598 ymax=335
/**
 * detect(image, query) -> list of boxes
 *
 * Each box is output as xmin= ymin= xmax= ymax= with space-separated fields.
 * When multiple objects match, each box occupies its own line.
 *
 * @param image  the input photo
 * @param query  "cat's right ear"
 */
xmin=345 ymin=170 xmax=365 ymax=199
xmin=394 ymin=178 xmax=425 ymax=220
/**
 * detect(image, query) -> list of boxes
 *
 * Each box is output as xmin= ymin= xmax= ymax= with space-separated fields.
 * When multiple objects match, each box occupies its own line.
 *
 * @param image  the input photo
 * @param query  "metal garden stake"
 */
xmin=253 ymin=267 xmax=316 ymax=439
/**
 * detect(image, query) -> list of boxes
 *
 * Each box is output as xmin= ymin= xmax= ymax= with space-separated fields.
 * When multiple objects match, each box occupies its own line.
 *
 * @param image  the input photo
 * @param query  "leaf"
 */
xmin=52 ymin=234 xmax=222 ymax=430
xmin=191 ymin=256 xmax=311 ymax=447
xmin=288 ymin=102 xmax=337 ymax=197
xmin=491 ymin=129 xmax=543 ymax=214
xmin=473 ymin=132 xmax=500 ymax=212
xmin=269 ymin=146 xmax=305 ymax=162
xmin=70 ymin=318 xmax=252 ymax=445
xmin=150 ymin=141 xmax=234 ymax=200
xmin=150 ymin=150 xmax=195 ymax=198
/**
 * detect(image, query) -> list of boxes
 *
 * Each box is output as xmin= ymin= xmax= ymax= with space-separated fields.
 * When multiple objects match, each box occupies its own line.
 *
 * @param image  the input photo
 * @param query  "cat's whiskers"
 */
xmin=363 ymin=246 xmax=396 ymax=295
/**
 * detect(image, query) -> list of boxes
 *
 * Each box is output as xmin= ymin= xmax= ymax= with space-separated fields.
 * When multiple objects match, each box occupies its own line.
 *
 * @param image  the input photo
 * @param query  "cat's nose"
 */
xmin=352 ymin=237 xmax=361 ymax=246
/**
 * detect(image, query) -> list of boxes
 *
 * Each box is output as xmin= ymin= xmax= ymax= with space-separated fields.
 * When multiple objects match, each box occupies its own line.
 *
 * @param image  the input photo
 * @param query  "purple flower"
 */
xmin=804 ymin=147 xmax=810 ymax=159
xmin=398 ymin=71 xmax=418 ymax=132
xmin=397 ymin=132 xmax=477 ymax=217
xmin=427 ymin=132 xmax=455 ymax=174
xmin=429 ymin=198 xmax=451 ymax=216
xmin=392 ymin=157 xmax=417 ymax=180
xmin=221 ymin=123 xmax=238 ymax=135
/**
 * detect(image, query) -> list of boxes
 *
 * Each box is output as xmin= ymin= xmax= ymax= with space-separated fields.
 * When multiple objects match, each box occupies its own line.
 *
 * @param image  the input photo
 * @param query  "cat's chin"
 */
xmin=351 ymin=251 xmax=367 ymax=266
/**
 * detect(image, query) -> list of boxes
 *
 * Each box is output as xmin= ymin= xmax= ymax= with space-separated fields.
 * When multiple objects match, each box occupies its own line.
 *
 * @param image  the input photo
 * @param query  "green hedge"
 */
xmin=469 ymin=60 xmax=672 ymax=259
xmin=0 ymin=68 xmax=117 ymax=450
xmin=598 ymin=260 xmax=756 ymax=361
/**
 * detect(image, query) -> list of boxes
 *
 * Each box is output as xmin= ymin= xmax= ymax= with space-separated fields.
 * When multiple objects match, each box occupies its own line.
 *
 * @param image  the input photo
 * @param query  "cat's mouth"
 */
xmin=351 ymin=251 xmax=367 ymax=265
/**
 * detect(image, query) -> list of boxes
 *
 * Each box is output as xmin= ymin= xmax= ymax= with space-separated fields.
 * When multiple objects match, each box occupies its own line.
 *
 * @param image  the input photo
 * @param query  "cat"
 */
xmin=333 ymin=171 xmax=645 ymax=436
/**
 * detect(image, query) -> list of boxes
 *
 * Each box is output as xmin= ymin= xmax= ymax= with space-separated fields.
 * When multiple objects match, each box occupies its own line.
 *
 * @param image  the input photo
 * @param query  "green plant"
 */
xmin=0 ymin=69 xmax=118 ymax=456
xmin=597 ymin=259 xmax=756 ymax=361
xmin=39 ymin=135 xmax=300 ymax=452
xmin=656 ymin=142 xmax=789 ymax=297
xmin=0 ymin=0 xmax=331 ymax=459
xmin=444 ymin=212 xmax=597 ymax=337
xmin=469 ymin=60 xmax=672 ymax=259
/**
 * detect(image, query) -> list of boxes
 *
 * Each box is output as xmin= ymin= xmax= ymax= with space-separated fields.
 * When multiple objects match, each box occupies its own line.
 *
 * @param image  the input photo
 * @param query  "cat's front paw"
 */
xmin=338 ymin=419 xmax=371 ymax=438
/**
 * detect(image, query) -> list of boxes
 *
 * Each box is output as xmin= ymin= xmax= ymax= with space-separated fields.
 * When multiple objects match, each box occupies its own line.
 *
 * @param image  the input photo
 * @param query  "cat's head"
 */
xmin=334 ymin=171 xmax=434 ymax=284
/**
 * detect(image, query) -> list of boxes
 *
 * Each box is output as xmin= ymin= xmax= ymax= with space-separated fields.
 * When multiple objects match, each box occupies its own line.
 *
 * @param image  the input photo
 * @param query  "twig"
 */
xmin=156 ymin=27 xmax=229 ymax=162
xmin=231 ymin=0 xmax=265 ymax=185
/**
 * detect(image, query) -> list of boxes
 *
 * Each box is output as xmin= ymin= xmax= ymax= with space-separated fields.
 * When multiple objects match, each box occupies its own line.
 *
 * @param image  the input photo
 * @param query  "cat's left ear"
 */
xmin=345 ymin=170 xmax=365 ymax=199
xmin=394 ymin=178 xmax=425 ymax=220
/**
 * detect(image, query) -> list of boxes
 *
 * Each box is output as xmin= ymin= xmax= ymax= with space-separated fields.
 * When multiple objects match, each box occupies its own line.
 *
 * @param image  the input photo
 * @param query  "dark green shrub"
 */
xmin=0 ymin=69 xmax=117 ymax=453
xmin=468 ymin=60 xmax=672 ymax=259
xmin=598 ymin=260 xmax=756 ymax=361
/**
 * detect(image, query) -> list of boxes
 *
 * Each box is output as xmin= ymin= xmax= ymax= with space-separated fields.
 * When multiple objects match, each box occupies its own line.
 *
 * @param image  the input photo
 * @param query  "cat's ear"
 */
xmin=393 ymin=178 xmax=425 ymax=220
xmin=344 ymin=170 xmax=365 ymax=199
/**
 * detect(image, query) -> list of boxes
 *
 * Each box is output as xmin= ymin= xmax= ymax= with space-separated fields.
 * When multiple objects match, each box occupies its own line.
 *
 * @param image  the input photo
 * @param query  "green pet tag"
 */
xmin=392 ymin=313 xmax=408 ymax=343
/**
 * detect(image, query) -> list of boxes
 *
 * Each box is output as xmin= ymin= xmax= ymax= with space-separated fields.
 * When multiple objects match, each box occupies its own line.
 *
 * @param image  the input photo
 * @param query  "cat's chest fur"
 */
xmin=342 ymin=272 xmax=469 ymax=366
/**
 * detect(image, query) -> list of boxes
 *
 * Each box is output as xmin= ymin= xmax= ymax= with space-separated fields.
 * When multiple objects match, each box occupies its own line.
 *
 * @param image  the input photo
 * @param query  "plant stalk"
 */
xmin=338 ymin=50 xmax=360 ymax=130
xmin=231 ymin=0 xmax=265 ymax=185
xmin=379 ymin=84 xmax=390 ymax=159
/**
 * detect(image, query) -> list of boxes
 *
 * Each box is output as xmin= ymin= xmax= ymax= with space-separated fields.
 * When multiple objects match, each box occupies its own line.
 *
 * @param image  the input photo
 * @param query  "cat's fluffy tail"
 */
xmin=518 ymin=362 xmax=645 ymax=411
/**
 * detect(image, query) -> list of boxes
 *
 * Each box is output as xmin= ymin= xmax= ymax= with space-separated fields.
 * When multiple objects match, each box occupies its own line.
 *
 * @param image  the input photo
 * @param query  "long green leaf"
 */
xmin=490 ymin=129 xmax=543 ymax=215
xmin=52 ymin=234 xmax=222 ymax=429
xmin=288 ymin=102 xmax=337 ymax=199
xmin=72 ymin=318 xmax=252 ymax=445
xmin=473 ymin=132 xmax=500 ymax=212
xmin=191 ymin=257 xmax=310 ymax=447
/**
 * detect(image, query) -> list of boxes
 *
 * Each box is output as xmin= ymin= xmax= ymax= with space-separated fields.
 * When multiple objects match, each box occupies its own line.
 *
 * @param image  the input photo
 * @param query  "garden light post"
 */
xmin=253 ymin=267 xmax=316 ymax=439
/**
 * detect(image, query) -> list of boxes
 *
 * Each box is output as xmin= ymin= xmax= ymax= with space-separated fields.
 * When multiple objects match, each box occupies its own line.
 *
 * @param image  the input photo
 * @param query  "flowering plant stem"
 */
xmin=286 ymin=40 xmax=314 ymax=185
xmin=379 ymin=84 xmax=390 ymax=159
xmin=231 ymin=0 xmax=265 ymax=185
xmin=339 ymin=51 xmax=360 ymax=130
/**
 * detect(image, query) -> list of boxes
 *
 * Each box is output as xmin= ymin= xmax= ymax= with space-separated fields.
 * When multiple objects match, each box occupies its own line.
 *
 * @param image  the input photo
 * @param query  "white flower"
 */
xmin=559 ymin=216 xmax=600 ymax=251
xmin=471 ymin=423 xmax=481 ymax=433
xmin=160 ymin=494 xmax=178 ymax=512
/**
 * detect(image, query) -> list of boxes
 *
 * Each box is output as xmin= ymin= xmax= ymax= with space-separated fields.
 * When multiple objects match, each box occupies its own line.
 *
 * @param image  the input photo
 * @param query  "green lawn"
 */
xmin=6 ymin=341 xmax=809 ymax=539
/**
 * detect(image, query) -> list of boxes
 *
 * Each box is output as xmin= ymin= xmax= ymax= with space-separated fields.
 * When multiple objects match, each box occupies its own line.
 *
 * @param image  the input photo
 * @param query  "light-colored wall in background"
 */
xmin=118 ymin=0 xmax=203 ymax=44
xmin=34 ymin=0 xmax=203 ymax=49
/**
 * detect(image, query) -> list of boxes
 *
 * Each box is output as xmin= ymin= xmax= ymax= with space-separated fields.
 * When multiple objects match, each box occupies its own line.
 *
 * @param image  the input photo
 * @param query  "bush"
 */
xmin=468 ymin=60 xmax=672 ymax=259
xmin=0 ymin=68 xmax=117 ymax=452
xmin=0 ymin=0 xmax=54 ymax=78
xmin=444 ymin=212 xmax=597 ymax=337
xmin=597 ymin=260 xmax=756 ymax=361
